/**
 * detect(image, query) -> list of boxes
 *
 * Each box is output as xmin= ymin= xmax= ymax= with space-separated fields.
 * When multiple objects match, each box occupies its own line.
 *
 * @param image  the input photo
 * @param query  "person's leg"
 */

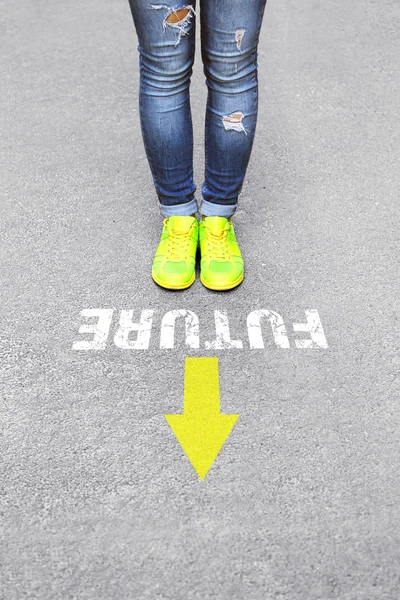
xmin=198 ymin=0 xmax=267 ymax=290
xmin=127 ymin=0 xmax=198 ymax=217
xmin=128 ymin=1 xmax=199 ymax=289
xmin=200 ymin=0 xmax=268 ymax=218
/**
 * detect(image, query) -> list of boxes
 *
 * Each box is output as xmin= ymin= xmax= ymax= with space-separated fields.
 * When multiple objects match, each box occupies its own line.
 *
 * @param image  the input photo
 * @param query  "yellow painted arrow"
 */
xmin=165 ymin=357 xmax=239 ymax=480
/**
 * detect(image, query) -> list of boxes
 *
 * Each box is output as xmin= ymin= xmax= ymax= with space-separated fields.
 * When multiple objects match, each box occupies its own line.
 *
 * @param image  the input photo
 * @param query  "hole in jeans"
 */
xmin=235 ymin=28 xmax=246 ymax=51
xmin=222 ymin=111 xmax=249 ymax=135
xmin=166 ymin=7 xmax=191 ymax=23
xmin=150 ymin=4 xmax=196 ymax=45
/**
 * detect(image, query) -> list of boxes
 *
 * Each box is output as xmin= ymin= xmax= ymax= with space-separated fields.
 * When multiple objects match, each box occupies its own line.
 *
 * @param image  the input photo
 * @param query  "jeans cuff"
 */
xmin=159 ymin=198 xmax=198 ymax=218
xmin=199 ymin=198 xmax=237 ymax=218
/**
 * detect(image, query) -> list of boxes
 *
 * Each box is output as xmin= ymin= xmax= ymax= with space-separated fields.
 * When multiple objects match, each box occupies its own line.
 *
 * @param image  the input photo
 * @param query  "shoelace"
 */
xmin=205 ymin=225 xmax=230 ymax=260
xmin=166 ymin=226 xmax=194 ymax=260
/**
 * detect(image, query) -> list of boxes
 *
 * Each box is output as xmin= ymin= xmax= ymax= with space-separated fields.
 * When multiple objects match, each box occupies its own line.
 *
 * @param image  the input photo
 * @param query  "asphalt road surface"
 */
xmin=1 ymin=0 xmax=400 ymax=598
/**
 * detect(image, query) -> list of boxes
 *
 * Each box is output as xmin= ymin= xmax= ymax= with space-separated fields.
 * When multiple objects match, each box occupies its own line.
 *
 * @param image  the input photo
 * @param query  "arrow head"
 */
xmin=165 ymin=413 xmax=239 ymax=480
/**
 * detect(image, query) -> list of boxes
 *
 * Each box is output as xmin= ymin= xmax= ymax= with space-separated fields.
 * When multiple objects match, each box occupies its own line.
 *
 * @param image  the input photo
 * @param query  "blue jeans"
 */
xmin=128 ymin=0 xmax=268 ymax=217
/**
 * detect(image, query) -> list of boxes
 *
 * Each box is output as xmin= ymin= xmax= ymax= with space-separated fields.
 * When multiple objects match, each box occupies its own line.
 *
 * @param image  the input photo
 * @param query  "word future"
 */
xmin=72 ymin=309 xmax=328 ymax=351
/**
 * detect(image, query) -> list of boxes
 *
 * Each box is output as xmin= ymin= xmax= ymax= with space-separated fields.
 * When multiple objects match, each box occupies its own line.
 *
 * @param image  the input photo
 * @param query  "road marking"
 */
xmin=205 ymin=311 xmax=243 ymax=349
xmin=114 ymin=310 xmax=154 ymax=349
xmin=165 ymin=357 xmax=239 ymax=480
xmin=72 ymin=309 xmax=114 ymax=350
xmin=160 ymin=310 xmax=199 ymax=349
xmin=72 ymin=309 xmax=328 ymax=350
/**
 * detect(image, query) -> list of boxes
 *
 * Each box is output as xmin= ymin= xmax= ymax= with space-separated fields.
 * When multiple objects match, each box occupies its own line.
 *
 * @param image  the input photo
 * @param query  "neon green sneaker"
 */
xmin=199 ymin=216 xmax=244 ymax=291
xmin=152 ymin=216 xmax=198 ymax=290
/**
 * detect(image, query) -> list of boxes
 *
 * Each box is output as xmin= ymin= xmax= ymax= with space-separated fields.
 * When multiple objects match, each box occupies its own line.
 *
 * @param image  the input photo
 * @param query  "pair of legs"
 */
xmin=128 ymin=0 xmax=268 ymax=218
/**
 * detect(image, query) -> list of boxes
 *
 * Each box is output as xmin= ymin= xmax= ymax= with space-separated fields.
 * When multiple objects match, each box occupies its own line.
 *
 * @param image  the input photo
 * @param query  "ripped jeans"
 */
xmin=128 ymin=0 xmax=268 ymax=217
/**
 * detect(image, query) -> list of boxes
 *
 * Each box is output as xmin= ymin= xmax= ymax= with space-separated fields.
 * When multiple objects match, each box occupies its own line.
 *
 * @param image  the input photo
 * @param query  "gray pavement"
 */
xmin=1 ymin=0 xmax=400 ymax=598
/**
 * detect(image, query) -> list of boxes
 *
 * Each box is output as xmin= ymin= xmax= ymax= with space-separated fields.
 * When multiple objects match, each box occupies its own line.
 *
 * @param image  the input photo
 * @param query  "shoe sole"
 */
xmin=200 ymin=270 xmax=244 ymax=291
xmin=152 ymin=269 xmax=196 ymax=290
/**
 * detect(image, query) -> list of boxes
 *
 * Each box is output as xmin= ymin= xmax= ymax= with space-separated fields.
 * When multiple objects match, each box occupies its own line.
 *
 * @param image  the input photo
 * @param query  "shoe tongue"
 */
xmin=204 ymin=216 xmax=228 ymax=235
xmin=168 ymin=216 xmax=194 ymax=233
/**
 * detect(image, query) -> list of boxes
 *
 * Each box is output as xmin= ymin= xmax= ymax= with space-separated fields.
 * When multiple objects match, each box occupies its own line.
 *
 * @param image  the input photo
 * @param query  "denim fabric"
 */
xmin=128 ymin=0 xmax=267 ymax=217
